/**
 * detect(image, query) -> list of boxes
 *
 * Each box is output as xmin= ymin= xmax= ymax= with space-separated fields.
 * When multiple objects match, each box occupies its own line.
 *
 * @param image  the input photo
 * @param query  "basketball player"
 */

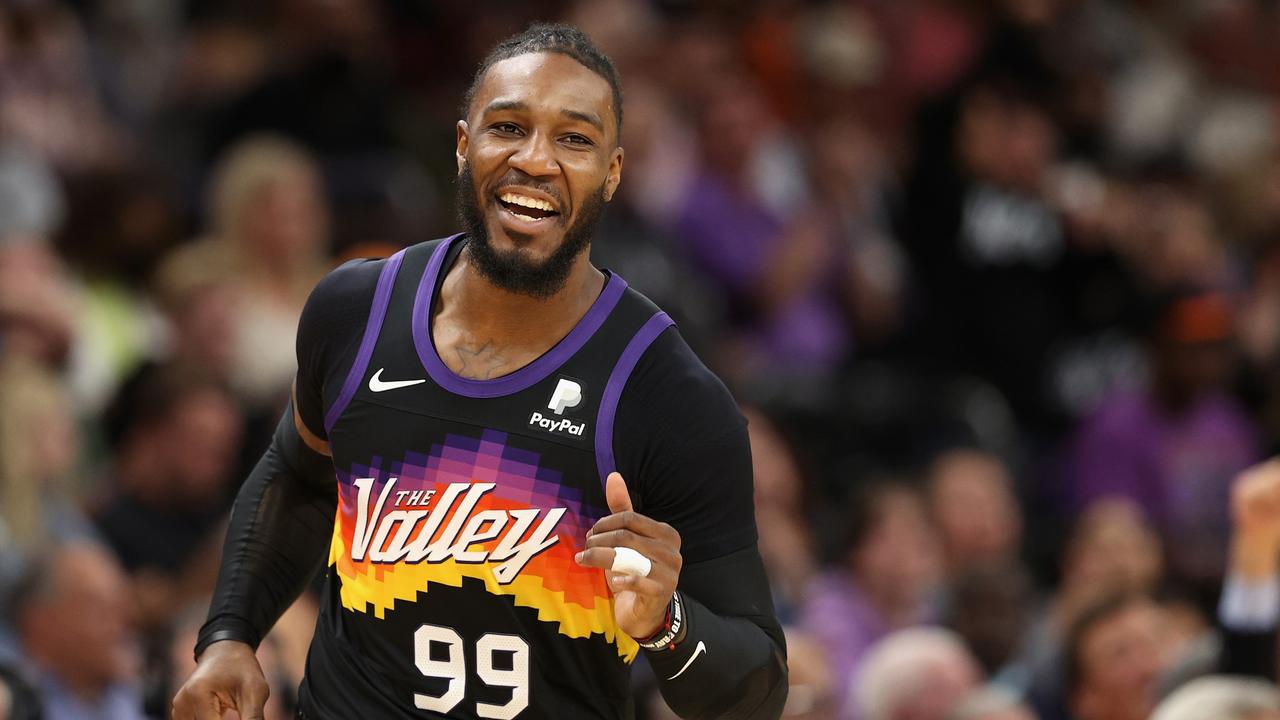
xmin=172 ymin=23 xmax=787 ymax=720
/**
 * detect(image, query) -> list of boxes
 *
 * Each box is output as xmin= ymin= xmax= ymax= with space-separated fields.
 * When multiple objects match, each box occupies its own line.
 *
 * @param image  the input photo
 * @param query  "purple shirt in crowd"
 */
xmin=798 ymin=571 xmax=891 ymax=719
xmin=676 ymin=173 xmax=850 ymax=373
xmin=1069 ymin=390 xmax=1260 ymax=580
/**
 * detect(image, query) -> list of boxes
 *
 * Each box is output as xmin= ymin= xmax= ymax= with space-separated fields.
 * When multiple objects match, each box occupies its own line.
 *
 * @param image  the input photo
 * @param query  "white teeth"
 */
xmin=499 ymin=192 xmax=556 ymax=212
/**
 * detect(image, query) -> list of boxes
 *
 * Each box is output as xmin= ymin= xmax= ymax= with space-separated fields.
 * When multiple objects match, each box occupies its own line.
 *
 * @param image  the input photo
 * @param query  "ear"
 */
xmin=603 ymin=146 xmax=624 ymax=202
xmin=456 ymin=120 xmax=470 ymax=174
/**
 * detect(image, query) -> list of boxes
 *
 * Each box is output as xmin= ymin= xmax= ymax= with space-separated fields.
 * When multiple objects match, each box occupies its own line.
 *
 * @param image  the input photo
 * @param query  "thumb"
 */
xmin=606 ymin=472 xmax=633 ymax=513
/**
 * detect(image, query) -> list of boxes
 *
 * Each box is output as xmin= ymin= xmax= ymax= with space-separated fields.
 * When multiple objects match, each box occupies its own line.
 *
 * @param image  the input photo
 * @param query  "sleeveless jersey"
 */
xmin=298 ymin=236 xmax=674 ymax=719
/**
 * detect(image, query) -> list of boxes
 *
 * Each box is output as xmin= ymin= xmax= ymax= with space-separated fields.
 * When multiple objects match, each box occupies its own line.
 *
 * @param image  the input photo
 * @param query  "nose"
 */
xmin=508 ymin=130 xmax=560 ymax=178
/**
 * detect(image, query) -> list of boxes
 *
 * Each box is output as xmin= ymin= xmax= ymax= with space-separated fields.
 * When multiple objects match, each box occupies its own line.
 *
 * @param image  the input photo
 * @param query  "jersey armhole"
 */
xmin=322 ymin=249 xmax=407 ymax=435
xmin=593 ymin=311 xmax=675 ymax=488
xmin=293 ymin=380 xmax=332 ymax=456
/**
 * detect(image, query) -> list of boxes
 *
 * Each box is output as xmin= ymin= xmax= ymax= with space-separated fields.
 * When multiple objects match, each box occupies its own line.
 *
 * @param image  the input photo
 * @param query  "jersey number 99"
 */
xmin=414 ymin=624 xmax=529 ymax=719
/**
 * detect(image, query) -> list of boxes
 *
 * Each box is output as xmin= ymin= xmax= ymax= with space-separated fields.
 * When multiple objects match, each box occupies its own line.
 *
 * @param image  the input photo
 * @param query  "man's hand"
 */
xmin=576 ymin=472 xmax=683 ymax=639
xmin=172 ymin=640 xmax=270 ymax=720
xmin=1230 ymin=458 xmax=1280 ymax=581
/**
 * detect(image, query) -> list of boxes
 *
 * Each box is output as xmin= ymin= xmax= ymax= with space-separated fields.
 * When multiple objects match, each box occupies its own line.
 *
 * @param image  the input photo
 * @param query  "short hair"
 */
xmin=462 ymin=23 xmax=623 ymax=138
xmin=207 ymin=134 xmax=321 ymax=243
xmin=6 ymin=540 xmax=105 ymax=623
xmin=854 ymin=627 xmax=978 ymax=720
xmin=1152 ymin=676 xmax=1280 ymax=720
xmin=1064 ymin=591 xmax=1152 ymax=693
xmin=832 ymin=475 xmax=922 ymax=563
xmin=102 ymin=361 xmax=231 ymax=450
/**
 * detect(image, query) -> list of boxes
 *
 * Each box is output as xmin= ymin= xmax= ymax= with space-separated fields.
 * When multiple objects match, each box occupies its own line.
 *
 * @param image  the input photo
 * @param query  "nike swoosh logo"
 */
xmin=368 ymin=368 xmax=427 ymax=393
xmin=667 ymin=641 xmax=706 ymax=680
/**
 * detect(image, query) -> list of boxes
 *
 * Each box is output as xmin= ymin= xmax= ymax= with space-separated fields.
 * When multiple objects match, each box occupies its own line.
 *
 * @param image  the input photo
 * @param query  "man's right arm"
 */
xmin=193 ymin=400 xmax=336 ymax=657
xmin=174 ymin=404 xmax=336 ymax=720
xmin=194 ymin=257 xmax=383 ymax=656
xmin=174 ymin=259 xmax=382 ymax=719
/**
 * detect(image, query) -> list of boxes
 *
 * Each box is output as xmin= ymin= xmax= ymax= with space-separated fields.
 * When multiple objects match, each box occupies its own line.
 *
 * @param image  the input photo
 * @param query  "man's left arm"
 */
xmin=578 ymin=369 xmax=787 ymax=720
xmin=646 ymin=547 xmax=789 ymax=718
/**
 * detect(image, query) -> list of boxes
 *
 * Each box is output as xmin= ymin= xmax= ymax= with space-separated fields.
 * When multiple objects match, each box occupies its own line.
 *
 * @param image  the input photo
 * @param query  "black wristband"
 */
xmin=638 ymin=592 xmax=688 ymax=651
xmin=194 ymin=624 xmax=260 ymax=662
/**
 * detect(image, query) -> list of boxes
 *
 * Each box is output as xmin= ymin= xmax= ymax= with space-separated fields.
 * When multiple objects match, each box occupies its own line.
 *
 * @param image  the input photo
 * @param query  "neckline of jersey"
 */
xmin=411 ymin=233 xmax=628 ymax=398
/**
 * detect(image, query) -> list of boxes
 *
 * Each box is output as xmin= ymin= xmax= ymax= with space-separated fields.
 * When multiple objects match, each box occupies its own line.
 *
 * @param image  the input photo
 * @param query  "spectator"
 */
xmin=92 ymin=363 xmax=242 ymax=632
xmin=1069 ymin=288 xmax=1261 ymax=587
xmin=852 ymin=627 xmax=982 ymax=720
xmin=11 ymin=541 xmax=145 ymax=720
xmin=674 ymin=70 xmax=857 ymax=382
xmin=800 ymin=478 xmax=942 ymax=715
xmin=1063 ymin=456 xmax=1280 ymax=720
xmin=1016 ymin=499 xmax=1164 ymax=719
xmin=747 ymin=407 xmax=820 ymax=622
xmin=160 ymin=135 xmax=330 ymax=411
xmin=902 ymin=71 xmax=1069 ymax=432
xmin=946 ymin=560 xmax=1034 ymax=677
xmin=1064 ymin=591 xmax=1164 ymax=720
xmin=0 ymin=2 xmax=127 ymax=173
xmin=781 ymin=629 xmax=838 ymax=720
xmin=0 ymin=241 xmax=76 ymax=369
xmin=1059 ymin=499 xmax=1165 ymax=608
xmin=927 ymin=448 xmax=1023 ymax=577
xmin=0 ymin=355 xmax=91 ymax=611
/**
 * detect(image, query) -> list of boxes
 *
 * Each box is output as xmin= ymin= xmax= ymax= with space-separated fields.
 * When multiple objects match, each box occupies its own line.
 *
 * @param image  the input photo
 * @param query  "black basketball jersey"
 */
xmin=298 ymin=236 xmax=676 ymax=719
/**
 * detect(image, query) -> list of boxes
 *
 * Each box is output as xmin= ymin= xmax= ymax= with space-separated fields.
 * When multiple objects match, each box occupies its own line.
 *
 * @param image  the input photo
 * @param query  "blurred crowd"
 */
xmin=2 ymin=0 xmax=1280 ymax=719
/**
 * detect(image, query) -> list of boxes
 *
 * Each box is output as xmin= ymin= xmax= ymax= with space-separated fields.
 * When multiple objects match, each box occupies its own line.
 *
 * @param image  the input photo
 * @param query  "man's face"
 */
xmin=929 ymin=451 xmax=1023 ymax=572
xmin=456 ymin=51 xmax=623 ymax=297
xmin=852 ymin=490 xmax=942 ymax=610
xmin=1074 ymin=602 xmax=1164 ymax=720
xmin=22 ymin=546 xmax=140 ymax=693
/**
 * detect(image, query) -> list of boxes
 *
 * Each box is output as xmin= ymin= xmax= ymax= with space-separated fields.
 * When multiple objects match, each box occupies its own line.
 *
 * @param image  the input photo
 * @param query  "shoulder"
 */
xmin=620 ymin=321 xmax=745 ymax=440
xmin=296 ymin=258 xmax=384 ymax=355
xmin=297 ymin=237 xmax=450 ymax=344
xmin=606 ymin=282 xmax=744 ymax=444
xmin=612 ymin=318 xmax=749 ymax=494
xmin=296 ymin=247 xmax=425 ymax=377
xmin=608 ymin=318 xmax=756 ymax=559
xmin=303 ymin=235 xmax=451 ymax=314
xmin=302 ymin=257 xmax=387 ymax=317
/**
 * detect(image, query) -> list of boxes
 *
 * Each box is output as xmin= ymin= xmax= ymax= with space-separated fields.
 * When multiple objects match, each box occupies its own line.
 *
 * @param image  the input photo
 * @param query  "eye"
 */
xmin=563 ymin=134 xmax=594 ymax=147
xmin=491 ymin=122 xmax=523 ymax=135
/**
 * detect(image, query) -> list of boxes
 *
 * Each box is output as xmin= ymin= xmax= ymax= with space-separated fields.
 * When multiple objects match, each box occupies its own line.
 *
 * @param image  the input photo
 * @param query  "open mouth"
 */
xmin=497 ymin=192 xmax=561 ymax=223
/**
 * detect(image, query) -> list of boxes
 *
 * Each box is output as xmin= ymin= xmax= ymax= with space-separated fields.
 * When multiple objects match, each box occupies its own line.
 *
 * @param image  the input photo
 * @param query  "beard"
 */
xmin=456 ymin=164 xmax=606 ymax=299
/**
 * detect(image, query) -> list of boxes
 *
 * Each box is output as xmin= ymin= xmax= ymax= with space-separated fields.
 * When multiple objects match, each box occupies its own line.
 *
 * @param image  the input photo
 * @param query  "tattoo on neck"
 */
xmin=452 ymin=340 xmax=510 ymax=380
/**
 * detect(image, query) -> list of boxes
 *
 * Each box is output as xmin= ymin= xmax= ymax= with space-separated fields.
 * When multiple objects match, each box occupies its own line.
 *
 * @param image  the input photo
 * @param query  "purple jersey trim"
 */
xmin=323 ymin=249 xmax=406 ymax=434
xmin=411 ymin=234 xmax=629 ymax=398
xmin=594 ymin=311 xmax=674 ymax=485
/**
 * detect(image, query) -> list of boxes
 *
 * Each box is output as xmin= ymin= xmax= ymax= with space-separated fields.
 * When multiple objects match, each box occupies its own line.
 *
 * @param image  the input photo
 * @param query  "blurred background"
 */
xmin=1 ymin=0 xmax=1280 ymax=719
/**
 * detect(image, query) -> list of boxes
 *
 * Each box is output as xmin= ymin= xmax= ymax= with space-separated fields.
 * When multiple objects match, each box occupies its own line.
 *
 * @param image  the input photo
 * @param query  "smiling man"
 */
xmin=172 ymin=24 xmax=787 ymax=720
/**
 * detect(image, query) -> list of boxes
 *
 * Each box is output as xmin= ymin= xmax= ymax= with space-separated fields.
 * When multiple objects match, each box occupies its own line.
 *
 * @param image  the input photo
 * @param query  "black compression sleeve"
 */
xmin=194 ymin=257 xmax=379 ymax=658
xmin=194 ymin=404 xmax=336 ymax=658
xmin=646 ymin=547 xmax=788 ymax=719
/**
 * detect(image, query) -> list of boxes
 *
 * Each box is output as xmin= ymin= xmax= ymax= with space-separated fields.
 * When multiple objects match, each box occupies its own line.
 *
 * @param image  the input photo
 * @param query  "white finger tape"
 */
xmin=611 ymin=547 xmax=652 ymax=577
